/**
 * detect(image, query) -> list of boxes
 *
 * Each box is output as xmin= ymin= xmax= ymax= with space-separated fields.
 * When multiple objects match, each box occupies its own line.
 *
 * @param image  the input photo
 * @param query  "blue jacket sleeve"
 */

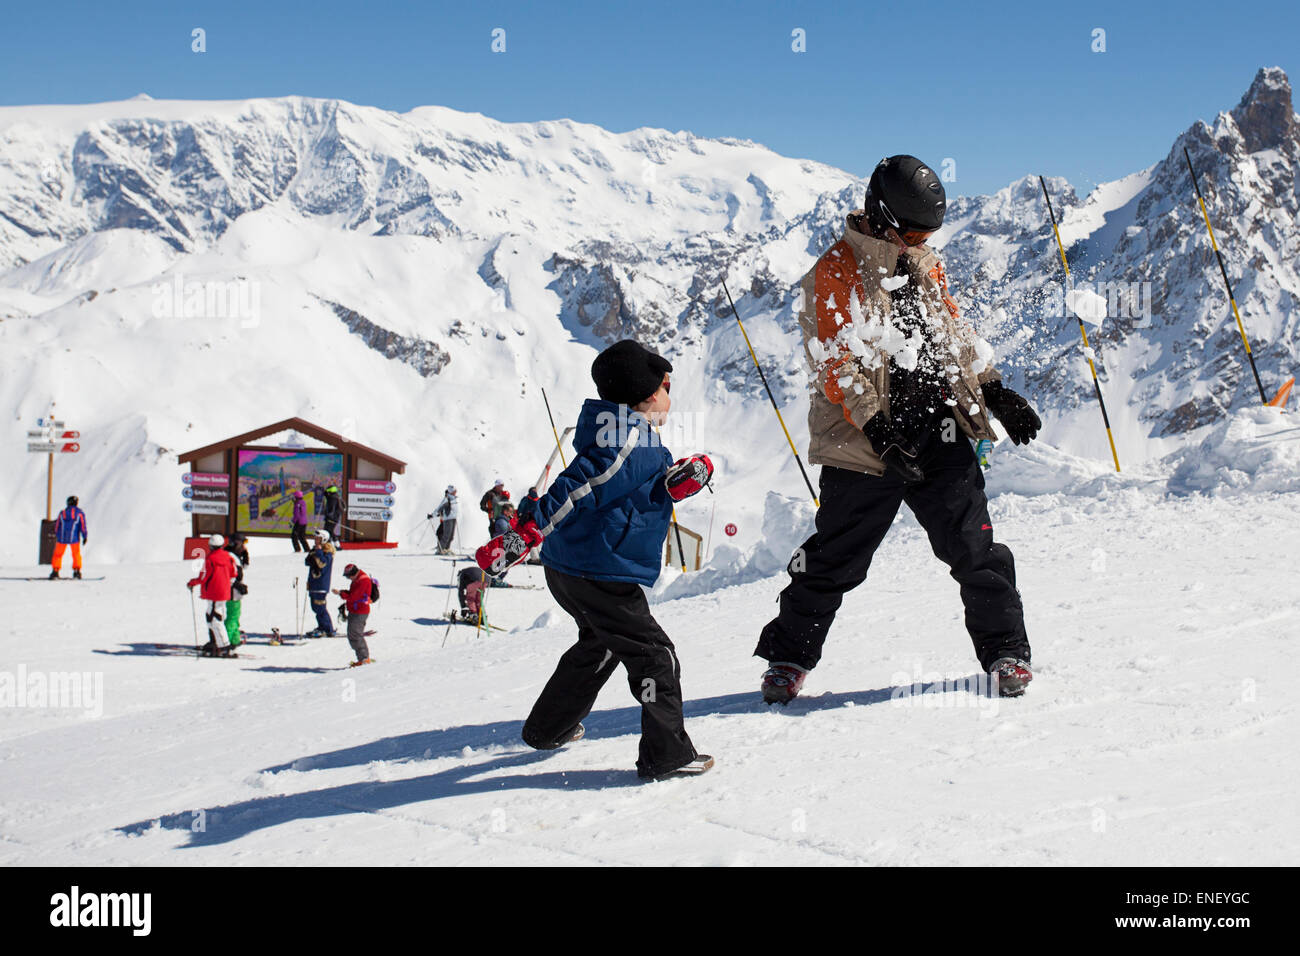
xmin=534 ymin=429 xmax=665 ymax=536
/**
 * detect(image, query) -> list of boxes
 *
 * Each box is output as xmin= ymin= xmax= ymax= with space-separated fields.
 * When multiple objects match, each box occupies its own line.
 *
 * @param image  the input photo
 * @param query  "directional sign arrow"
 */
xmin=59 ymin=442 xmax=80 ymax=453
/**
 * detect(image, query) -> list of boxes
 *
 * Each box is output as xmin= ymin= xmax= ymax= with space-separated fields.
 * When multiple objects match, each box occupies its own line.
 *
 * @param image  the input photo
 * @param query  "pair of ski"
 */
xmin=152 ymin=643 xmax=260 ymax=659
xmin=446 ymin=610 xmax=507 ymax=632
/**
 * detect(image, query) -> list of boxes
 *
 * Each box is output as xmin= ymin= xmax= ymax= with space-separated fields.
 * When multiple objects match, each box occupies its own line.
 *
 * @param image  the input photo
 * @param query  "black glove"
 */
xmin=981 ymin=380 xmax=1041 ymax=445
xmin=863 ymin=412 xmax=925 ymax=483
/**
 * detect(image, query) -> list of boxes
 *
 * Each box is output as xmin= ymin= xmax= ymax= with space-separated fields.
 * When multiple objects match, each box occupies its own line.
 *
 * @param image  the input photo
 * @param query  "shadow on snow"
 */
xmin=114 ymin=680 xmax=978 ymax=848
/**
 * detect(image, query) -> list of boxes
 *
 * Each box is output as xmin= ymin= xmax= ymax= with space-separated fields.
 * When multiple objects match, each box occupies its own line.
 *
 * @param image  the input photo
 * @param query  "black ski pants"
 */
xmin=755 ymin=425 xmax=1030 ymax=672
xmin=523 ymin=566 xmax=697 ymax=777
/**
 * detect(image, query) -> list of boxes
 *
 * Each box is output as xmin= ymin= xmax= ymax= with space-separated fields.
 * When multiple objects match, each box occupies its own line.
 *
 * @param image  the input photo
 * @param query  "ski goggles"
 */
xmin=896 ymin=227 xmax=935 ymax=247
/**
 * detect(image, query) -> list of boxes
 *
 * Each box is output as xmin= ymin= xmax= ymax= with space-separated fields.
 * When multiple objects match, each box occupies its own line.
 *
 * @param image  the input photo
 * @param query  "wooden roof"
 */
xmin=178 ymin=417 xmax=407 ymax=474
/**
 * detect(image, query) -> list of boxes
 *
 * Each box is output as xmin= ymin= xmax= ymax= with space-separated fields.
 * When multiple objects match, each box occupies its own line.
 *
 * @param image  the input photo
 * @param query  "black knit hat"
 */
xmin=591 ymin=340 xmax=672 ymax=406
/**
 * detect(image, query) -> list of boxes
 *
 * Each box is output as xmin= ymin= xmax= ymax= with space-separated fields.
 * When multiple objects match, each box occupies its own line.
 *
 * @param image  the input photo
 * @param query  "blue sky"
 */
xmin=1 ymin=0 xmax=1296 ymax=196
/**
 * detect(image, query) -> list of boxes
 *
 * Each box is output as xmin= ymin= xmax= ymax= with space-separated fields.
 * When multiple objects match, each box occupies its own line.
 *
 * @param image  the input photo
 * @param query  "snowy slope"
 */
xmin=2 ymin=429 xmax=1297 ymax=864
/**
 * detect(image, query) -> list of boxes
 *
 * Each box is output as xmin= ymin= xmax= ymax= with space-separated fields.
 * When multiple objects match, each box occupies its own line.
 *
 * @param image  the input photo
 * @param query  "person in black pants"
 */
xmin=526 ymin=567 xmax=693 ymax=773
xmin=482 ymin=340 xmax=715 ymax=779
xmin=755 ymin=417 xmax=1032 ymax=688
xmin=756 ymin=154 xmax=1041 ymax=703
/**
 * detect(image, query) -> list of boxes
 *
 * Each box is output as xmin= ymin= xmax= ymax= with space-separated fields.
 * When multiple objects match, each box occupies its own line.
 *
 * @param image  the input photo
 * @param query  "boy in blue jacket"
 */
xmin=479 ymin=340 xmax=715 ymax=780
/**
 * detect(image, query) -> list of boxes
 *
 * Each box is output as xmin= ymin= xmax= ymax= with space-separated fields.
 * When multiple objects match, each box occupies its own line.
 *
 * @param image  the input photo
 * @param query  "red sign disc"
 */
xmin=724 ymin=523 xmax=737 ymax=537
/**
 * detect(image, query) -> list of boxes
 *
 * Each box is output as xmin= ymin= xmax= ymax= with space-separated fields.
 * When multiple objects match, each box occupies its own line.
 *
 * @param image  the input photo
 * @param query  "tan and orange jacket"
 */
xmin=798 ymin=214 xmax=1001 ymax=476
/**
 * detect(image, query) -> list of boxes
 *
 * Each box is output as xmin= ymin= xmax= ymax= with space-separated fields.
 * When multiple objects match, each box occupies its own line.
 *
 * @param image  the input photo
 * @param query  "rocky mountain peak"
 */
xmin=1229 ymin=66 xmax=1297 ymax=153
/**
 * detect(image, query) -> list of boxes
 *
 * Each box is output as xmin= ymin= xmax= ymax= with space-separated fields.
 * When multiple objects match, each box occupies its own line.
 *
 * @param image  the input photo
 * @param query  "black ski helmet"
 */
xmin=866 ymin=155 xmax=947 ymax=238
xmin=66 ymin=495 xmax=78 ymax=507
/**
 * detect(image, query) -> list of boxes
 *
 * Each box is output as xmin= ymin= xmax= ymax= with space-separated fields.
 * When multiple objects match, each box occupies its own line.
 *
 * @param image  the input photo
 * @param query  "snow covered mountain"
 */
xmin=0 ymin=69 xmax=1296 ymax=564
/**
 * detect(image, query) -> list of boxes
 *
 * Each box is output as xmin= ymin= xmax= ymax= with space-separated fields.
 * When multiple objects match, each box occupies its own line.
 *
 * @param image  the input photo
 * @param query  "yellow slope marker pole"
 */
xmin=1039 ymin=176 xmax=1122 ymax=472
xmin=476 ymin=571 xmax=489 ymax=638
xmin=721 ymin=279 xmax=819 ymax=506
xmin=1183 ymin=146 xmax=1269 ymax=406
xmin=541 ymin=387 xmax=568 ymax=468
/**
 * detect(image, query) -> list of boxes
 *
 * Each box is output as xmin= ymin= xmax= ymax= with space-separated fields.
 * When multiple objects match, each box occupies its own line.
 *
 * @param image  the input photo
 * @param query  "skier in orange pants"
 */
xmin=50 ymin=496 xmax=88 ymax=580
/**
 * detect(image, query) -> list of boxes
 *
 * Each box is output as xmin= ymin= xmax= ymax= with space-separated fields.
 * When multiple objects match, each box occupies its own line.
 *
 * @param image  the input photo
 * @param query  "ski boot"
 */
xmin=349 ymin=657 xmax=373 ymax=668
xmin=48 ymin=569 xmax=59 ymax=580
xmin=521 ymin=722 xmax=585 ymax=751
xmin=73 ymin=569 xmax=82 ymax=580
xmin=988 ymin=657 xmax=1033 ymax=698
xmin=640 ymin=754 xmax=715 ymax=781
xmin=761 ymin=663 xmax=807 ymax=705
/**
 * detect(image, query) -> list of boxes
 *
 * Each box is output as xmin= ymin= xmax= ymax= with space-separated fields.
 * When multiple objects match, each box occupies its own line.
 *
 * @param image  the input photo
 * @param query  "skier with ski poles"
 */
xmin=187 ymin=534 xmax=239 ymax=657
xmin=754 ymin=155 xmax=1040 ymax=703
xmin=304 ymin=529 xmax=337 ymax=637
xmin=477 ymin=339 xmax=715 ymax=780
xmin=321 ymin=484 xmax=343 ymax=543
xmin=432 ymin=485 xmax=458 ymax=554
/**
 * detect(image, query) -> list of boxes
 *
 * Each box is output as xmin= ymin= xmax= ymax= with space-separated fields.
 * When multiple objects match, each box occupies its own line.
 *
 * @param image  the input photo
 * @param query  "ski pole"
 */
xmin=441 ymin=556 xmax=458 ymax=648
xmin=293 ymin=578 xmax=300 ymax=639
xmin=1039 ymin=175 xmax=1122 ymax=472
xmin=190 ymin=587 xmax=200 ymax=657
xmin=1183 ymin=146 xmax=1268 ymax=406
xmin=541 ymin=387 xmax=568 ymax=468
xmin=705 ymin=497 xmax=716 ymax=563
xmin=721 ymin=279 xmax=819 ymax=506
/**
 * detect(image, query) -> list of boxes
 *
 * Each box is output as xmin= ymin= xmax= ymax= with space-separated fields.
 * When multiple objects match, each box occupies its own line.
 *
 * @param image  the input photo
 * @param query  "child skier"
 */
xmin=754 ymin=155 xmax=1039 ymax=703
xmin=187 ymin=534 xmax=239 ymax=657
xmin=453 ymin=565 xmax=488 ymax=623
xmin=305 ymin=530 xmax=336 ymax=637
xmin=222 ymin=533 xmax=251 ymax=648
xmin=334 ymin=563 xmax=373 ymax=666
xmin=49 ymin=495 xmax=88 ymax=579
xmin=478 ymin=339 xmax=715 ymax=780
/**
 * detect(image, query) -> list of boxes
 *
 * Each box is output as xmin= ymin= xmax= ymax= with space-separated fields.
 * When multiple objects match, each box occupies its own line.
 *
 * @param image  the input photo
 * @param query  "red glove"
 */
xmin=186 ymin=577 xmax=200 ymax=589
xmin=665 ymin=454 xmax=714 ymax=500
xmin=476 ymin=521 xmax=543 ymax=577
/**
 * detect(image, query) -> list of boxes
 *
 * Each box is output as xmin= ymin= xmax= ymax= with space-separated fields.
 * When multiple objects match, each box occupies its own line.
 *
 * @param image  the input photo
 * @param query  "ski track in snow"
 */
xmin=1 ymin=490 xmax=1298 ymax=866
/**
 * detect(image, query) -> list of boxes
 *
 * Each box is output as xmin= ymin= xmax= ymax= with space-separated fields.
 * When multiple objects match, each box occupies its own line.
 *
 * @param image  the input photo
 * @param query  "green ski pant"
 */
xmin=225 ymin=600 xmax=243 ymax=646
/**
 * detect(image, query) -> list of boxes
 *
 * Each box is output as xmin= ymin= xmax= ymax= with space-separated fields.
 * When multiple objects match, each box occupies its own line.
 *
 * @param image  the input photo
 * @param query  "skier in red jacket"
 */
xmin=187 ymin=534 xmax=239 ymax=657
xmin=334 ymin=564 xmax=373 ymax=667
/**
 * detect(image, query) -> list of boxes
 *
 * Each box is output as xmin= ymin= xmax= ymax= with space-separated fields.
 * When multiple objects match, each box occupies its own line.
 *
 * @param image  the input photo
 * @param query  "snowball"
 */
xmin=880 ymin=275 xmax=909 ymax=292
xmin=1066 ymin=288 xmax=1108 ymax=327
xmin=969 ymin=402 xmax=981 ymax=416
